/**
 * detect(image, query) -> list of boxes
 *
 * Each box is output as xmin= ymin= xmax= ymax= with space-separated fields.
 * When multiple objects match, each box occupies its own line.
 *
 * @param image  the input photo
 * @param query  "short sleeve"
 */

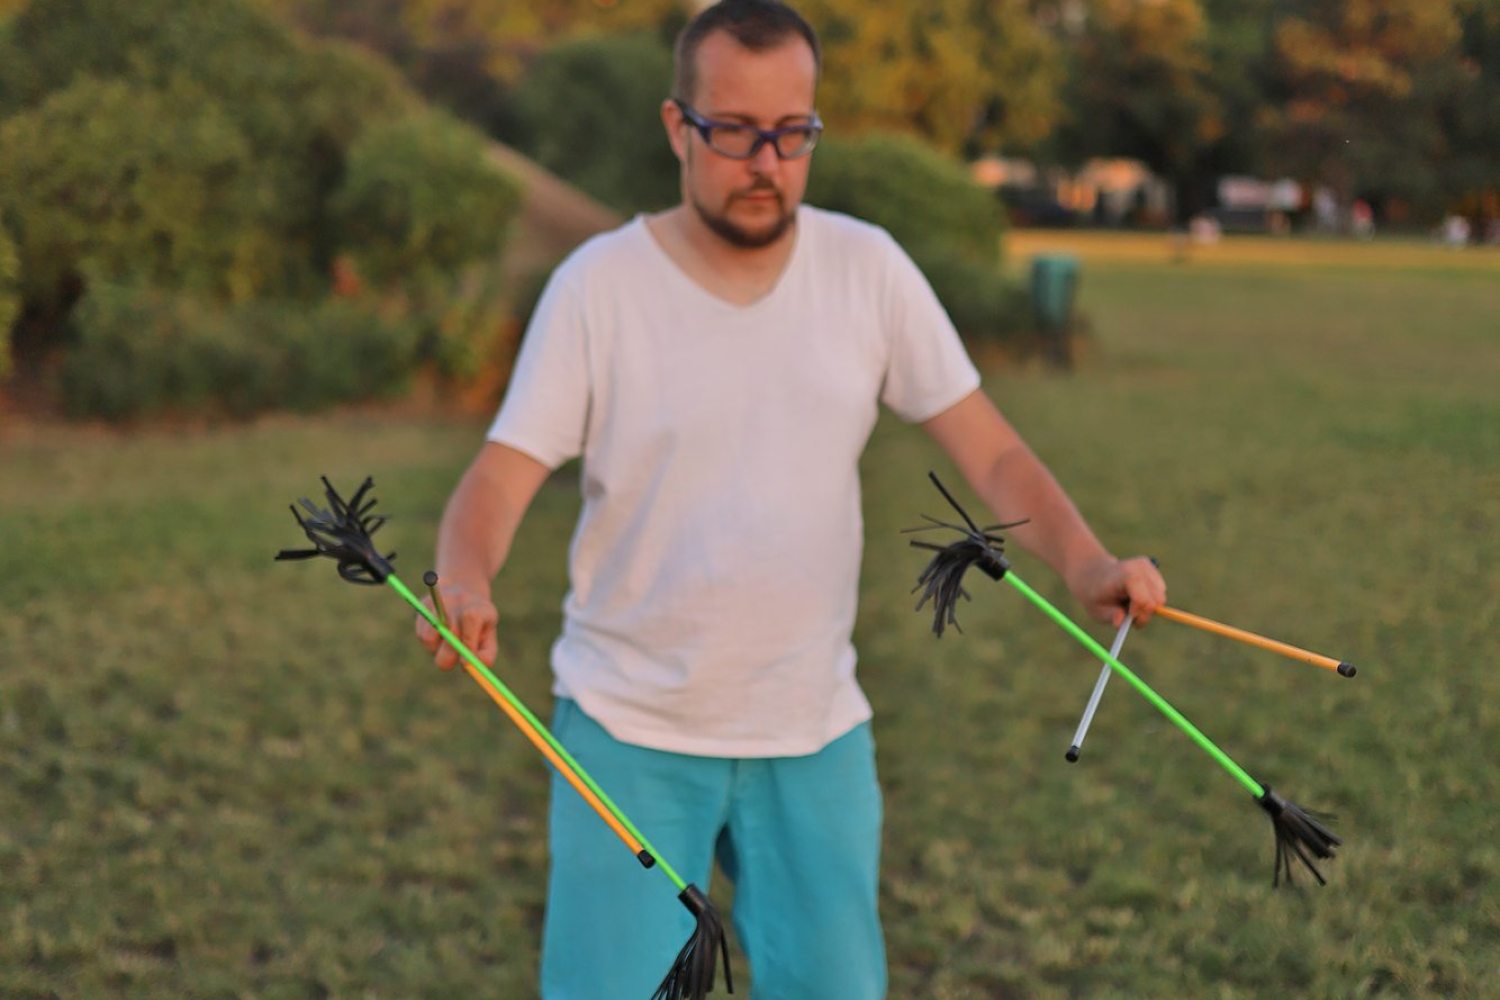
xmin=486 ymin=265 xmax=590 ymax=469
xmin=876 ymin=234 xmax=982 ymax=423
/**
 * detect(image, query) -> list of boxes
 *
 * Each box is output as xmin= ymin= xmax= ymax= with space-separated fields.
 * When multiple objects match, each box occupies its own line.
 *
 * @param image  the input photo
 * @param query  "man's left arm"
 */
xmin=920 ymin=389 xmax=1165 ymax=626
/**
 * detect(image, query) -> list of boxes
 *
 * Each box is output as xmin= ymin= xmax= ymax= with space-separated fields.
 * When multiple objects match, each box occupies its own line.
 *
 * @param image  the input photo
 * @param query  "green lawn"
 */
xmin=3 ymin=235 xmax=1497 ymax=997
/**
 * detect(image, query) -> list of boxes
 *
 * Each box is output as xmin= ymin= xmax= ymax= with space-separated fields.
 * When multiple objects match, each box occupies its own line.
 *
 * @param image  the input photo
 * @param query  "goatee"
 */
xmin=691 ymin=188 xmax=795 ymax=249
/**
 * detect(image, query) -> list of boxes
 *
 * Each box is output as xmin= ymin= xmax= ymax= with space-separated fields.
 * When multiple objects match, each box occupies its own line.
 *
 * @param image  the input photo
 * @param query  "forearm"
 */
xmin=434 ymin=442 xmax=549 ymax=592
xmin=923 ymin=389 xmax=1164 ymax=624
xmin=962 ymin=441 xmax=1112 ymax=591
xmin=922 ymin=390 xmax=1111 ymax=591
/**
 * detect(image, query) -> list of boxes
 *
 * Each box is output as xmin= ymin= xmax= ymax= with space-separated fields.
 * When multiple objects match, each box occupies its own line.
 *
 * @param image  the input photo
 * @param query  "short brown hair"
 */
xmin=672 ymin=0 xmax=822 ymax=104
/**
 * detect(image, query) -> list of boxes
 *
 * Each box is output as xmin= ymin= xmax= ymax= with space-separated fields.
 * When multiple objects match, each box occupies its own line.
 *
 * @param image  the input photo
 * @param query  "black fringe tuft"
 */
xmin=276 ymin=476 xmax=396 ymax=584
xmin=1257 ymin=786 xmax=1342 ymax=887
xmin=911 ymin=538 xmax=1002 ymax=636
xmin=907 ymin=473 xmax=1024 ymax=636
xmin=651 ymin=885 xmax=733 ymax=1000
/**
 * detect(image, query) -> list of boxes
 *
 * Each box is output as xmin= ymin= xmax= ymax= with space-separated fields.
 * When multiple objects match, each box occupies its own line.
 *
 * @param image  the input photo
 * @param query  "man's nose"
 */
xmin=748 ymin=136 xmax=782 ymax=173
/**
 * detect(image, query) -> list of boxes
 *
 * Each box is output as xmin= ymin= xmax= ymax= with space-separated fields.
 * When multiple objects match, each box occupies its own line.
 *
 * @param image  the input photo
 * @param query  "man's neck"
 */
xmin=647 ymin=205 xmax=799 ymax=307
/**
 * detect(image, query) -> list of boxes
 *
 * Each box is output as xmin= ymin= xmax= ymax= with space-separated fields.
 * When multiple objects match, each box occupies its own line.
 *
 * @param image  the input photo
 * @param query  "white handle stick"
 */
xmin=1066 ymin=616 xmax=1133 ymax=762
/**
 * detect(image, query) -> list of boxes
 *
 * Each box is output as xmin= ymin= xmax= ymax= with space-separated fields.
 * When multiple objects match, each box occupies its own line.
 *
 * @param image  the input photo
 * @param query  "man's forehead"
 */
xmin=691 ymin=30 xmax=817 ymax=111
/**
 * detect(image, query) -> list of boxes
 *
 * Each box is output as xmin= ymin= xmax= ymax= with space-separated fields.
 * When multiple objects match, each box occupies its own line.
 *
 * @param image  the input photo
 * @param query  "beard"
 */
xmin=690 ymin=179 xmax=797 ymax=249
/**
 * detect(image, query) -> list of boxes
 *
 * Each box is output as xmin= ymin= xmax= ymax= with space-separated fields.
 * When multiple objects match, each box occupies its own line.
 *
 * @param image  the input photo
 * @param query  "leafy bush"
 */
xmin=509 ymin=260 xmax=561 ymax=336
xmin=805 ymin=132 xmax=1007 ymax=265
xmin=60 ymin=282 xmax=419 ymax=420
xmin=0 ymin=0 xmax=531 ymax=418
xmin=414 ymin=262 xmax=514 ymax=381
xmin=0 ymin=77 xmax=286 ymax=310
xmin=1 ymin=0 xmax=406 ymax=150
xmin=331 ymin=113 xmax=523 ymax=287
xmin=0 ymin=0 xmax=422 ymax=312
xmin=0 ymin=17 xmax=18 ymax=121
xmin=1 ymin=0 xmax=295 ymax=110
xmin=345 ymin=257 xmax=516 ymax=383
xmin=509 ymin=32 xmax=679 ymax=215
xmin=0 ymin=219 xmax=17 ymax=378
xmin=805 ymin=131 xmax=1028 ymax=342
xmin=915 ymin=244 xmax=1036 ymax=343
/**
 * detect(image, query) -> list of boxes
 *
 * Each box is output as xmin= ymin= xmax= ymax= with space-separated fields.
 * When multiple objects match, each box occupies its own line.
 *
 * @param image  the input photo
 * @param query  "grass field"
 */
xmin=3 ymin=233 xmax=1497 ymax=998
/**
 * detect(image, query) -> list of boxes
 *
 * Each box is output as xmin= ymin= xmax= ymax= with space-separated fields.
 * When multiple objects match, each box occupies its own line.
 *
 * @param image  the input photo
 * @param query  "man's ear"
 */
xmin=661 ymin=98 xmax=689 ymax=163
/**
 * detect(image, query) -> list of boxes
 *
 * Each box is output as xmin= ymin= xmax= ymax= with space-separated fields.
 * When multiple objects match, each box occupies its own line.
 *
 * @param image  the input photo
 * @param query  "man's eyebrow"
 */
xmin=703 ymin=111 xmax=815 ymax=126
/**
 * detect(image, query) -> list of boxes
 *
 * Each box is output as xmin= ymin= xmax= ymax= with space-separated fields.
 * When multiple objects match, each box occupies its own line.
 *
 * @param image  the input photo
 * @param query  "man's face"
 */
xmin=665 ymin=31 xmax=818 ymax=249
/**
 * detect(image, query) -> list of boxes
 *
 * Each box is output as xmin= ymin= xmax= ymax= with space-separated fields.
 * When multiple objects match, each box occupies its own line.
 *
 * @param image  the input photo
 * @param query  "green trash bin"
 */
xmin=1029 ymin=253 xmax=1079 ymax=367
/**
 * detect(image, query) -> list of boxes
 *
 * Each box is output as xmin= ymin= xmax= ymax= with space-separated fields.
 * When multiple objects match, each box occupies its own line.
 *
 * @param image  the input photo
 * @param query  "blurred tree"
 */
xmin=0 ymin=78 xmax=285 ymax=309
xmin=0 ymin=0 xmax=523 ymax=394
xmin=1052 ymin=0 xmax=1224 ymax=224
xmin=1433 ymin=0 xmax=1500 ymax=222
xmin=260 ymin=0 xmax=683 ymax=84
xmin=331 ymin=112 xmax=523 ymax=286
xmin=265 ymin=1 xmax=1065 ymax=158
xmin=400 ymin=0 xmax=682 ymax=81
xmin=4 ymin=0 xmax=303 ymax=111
xmin=509 ymin=32 xmax=680 ymax=214
xmin=0 ymin=220 xmax=18 ymax=379
xmin=805 ymin=132 xmax=1027 ymax=343
xmin=247 ymin=0 xmax=1495 ymax=232
xmin=806 ymin=132 xmax=1007 ymax=263
xmin=0 ymin=0 xmax=419 ymax=297
xmin=1257 ymin=0 xmax=1464 ymax=212
xmin=258 ymin=0 xmax=685 ymax=145
xmin=800 ymin=0 xmax=1064 ymax=155
xmin=259 ymin=1 xmax=1071 ymax=162
xmin=1197 ymin=0 xmax=1282 ymax=178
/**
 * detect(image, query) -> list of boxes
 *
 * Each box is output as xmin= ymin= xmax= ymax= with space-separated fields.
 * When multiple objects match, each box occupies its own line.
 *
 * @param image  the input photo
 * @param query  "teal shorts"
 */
xmin=541 ymin=698 xmax=887 ymax=999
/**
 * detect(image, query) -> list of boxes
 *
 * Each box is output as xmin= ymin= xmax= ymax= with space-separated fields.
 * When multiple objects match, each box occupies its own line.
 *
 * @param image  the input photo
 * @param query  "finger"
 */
xmin=445 ymin=601 xmax=496 ymax=669
xmin=1125 ymin=565 xmax=1166 ymax=624
xmin=428 ymin=596 xmax=465 ymax=671
xmin=474 ymin=622 xmax=499 ymax=668
xmin=415 ymin=601 xmax=441 ymax=652
xmin=457 ymin=601 xmax=496 ymax=649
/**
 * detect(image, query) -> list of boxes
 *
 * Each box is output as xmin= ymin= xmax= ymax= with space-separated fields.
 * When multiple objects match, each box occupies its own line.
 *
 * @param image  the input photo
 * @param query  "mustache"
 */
xmin=731 ymin=179 xmax=782 ymax=201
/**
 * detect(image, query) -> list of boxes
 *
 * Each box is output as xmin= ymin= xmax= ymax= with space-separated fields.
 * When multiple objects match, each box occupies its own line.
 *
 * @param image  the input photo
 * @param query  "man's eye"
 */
xmin=709 ymin=126 xmax=759 ymax=152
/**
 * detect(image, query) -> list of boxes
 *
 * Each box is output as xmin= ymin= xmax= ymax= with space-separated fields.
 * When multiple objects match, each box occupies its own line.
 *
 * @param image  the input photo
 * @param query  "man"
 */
xmin=417 ymin=1 xmax=1166 ymax=996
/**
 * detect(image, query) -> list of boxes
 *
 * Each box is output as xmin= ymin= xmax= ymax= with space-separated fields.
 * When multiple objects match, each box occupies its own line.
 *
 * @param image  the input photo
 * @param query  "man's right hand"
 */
xmin=416 ymin=581 xmax=500 ymax=671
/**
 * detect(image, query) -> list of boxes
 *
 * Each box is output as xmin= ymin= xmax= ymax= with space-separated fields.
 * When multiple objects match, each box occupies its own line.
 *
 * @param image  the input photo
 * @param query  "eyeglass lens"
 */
xmin=706 ymin=124 xmax=818 ymax=160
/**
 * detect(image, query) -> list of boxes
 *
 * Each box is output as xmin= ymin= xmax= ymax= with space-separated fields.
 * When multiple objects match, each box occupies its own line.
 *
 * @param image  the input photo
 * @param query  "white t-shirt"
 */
xmin=489 ymin=205 xmax=980 ymax=757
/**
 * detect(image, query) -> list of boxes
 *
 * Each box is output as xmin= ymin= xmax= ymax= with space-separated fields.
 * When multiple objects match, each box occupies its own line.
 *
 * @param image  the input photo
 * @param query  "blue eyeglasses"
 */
xmin=674 ymin=99 xmax=823 ymax=160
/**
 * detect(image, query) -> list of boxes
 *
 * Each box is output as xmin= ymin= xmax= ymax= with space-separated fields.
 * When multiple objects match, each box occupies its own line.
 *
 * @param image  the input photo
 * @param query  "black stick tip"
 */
xmin=1065 ymin=746 xmax=1081 ymax=763
xmin=422 ymin=570 xmax=439 ymax=588
xmin=1257 ymin=786 xmax=1342 ymax=887
xmin=652 ymin=884 xmax=734 ymax=999
xmin=1337 ymin=661 xmax=1357 ymax=678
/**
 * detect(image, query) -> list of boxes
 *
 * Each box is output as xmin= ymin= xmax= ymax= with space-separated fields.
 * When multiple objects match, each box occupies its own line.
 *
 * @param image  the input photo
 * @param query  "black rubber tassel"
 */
xmin=1257 ymin=785 xmax=1342 ymax=887
xmin=651 ymin=884 xmax=734 ymax=999
xmin=275 ymin=475 xmax=395 ymax=584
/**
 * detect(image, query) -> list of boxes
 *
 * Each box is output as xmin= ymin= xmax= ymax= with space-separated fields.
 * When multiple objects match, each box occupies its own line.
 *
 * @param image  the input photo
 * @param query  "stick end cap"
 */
xmin=1065 ymin=746 xmax=1080 ymax=763
xmin=1337 ymin=661 xmax=1357 ymax=678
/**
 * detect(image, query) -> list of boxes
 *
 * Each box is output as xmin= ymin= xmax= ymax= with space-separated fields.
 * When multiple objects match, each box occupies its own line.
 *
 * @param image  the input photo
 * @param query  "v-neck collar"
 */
xmin=637 ymin=208 xmax=807 ymax=313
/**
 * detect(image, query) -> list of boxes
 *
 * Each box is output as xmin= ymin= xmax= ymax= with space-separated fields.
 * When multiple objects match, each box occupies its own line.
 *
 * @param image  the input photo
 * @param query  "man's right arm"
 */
xmin=417 ymin=441 xmax=552 ymax=670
